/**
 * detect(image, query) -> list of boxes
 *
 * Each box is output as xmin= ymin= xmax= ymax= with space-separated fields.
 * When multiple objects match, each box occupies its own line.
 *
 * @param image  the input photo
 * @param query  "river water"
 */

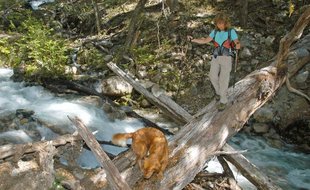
xmin=0 ymin=68 xmax=309 ymax=190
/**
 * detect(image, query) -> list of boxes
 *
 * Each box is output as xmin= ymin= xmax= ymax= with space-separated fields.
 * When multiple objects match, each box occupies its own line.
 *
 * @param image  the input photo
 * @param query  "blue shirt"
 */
xmin=209 ymin=29 xmax=238 ymax=46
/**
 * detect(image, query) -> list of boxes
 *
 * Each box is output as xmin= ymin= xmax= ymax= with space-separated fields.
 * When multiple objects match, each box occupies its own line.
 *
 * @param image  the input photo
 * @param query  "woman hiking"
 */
xmin=188 ymin=13 xmax=241 ymax=111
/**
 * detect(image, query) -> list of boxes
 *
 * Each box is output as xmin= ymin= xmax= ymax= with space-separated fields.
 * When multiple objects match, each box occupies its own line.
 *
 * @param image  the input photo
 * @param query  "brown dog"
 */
xmin=112 ymin=127 xmax=169 ymax=179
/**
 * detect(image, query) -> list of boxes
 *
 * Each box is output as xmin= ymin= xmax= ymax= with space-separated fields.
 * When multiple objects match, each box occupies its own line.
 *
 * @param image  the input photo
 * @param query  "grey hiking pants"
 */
xmin=209 ymin=55 xmax=232 ymax=104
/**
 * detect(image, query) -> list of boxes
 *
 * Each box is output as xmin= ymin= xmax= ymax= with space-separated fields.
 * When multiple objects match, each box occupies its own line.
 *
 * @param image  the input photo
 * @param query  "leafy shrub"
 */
xmin=0 ymin=16 xmax=71 ymax=81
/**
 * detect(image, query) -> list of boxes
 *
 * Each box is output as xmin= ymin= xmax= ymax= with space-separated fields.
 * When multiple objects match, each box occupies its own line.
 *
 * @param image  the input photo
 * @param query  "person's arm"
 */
xmin=191 ymin=36 xmax=213 ymax=44
xmin=231 ymin=29 xmax=241 ymax=50
xmin=187 ymin=35 xmax=213 ymax=44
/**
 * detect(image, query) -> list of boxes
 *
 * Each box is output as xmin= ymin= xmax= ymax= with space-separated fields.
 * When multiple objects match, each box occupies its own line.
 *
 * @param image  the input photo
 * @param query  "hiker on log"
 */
xmin=187 ymin=13 xmax=241 ymax=111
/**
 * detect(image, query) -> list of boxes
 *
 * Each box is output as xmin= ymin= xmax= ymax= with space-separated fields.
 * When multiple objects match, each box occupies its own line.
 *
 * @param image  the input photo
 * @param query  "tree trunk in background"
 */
xmin=236 ymin=0 xmax=248 ymax=27
xmin=91 ymin=0 xmax=101 ymax=35
xmin=241 ymin=0 xmax=248 ymax=27
xmin=124 ymin=0 xmax=147 ymax=53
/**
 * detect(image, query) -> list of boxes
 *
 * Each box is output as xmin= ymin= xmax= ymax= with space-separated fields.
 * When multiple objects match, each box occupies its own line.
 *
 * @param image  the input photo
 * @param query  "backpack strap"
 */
xmin=228 ymin=28 xmax=236 ymax=49
xmin=214 ymin=30 xmax=218 ymax=39
xmin=212 ymin=30 xmax=219 ymax=47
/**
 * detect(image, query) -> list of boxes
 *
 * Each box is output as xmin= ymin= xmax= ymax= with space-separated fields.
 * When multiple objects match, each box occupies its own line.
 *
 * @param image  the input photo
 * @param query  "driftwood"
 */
xmin=68 ymin=116 xmax=131 ymax=190
xmin=217 ymin=156 xmax=235 ymax=180
xmin=98 ymin=8 xmax=310 ymax=190
xmin=42 ymin=78 xmax=114 ymax=104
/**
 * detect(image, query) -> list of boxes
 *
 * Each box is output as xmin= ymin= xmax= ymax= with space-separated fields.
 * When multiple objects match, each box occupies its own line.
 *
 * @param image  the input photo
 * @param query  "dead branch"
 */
xmin=68 ymin=116 xmax=131 ymax=190
xmin=276 ymin=7 xmax=310 ymax=67
xmin=218 ymin=156 xmax=235 ymax=179
xmin=286 ymin=76 xmax=310 ymax=102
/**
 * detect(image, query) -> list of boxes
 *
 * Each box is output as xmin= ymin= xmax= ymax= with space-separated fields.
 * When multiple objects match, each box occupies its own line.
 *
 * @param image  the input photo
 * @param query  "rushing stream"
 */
xmin=0 ymin=68 xmax=309 ymax=190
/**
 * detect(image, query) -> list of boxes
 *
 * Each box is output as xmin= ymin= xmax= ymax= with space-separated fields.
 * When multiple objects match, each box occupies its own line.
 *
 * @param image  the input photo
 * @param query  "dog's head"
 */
xmin=142 ymin=157 xmax=160 ymax=179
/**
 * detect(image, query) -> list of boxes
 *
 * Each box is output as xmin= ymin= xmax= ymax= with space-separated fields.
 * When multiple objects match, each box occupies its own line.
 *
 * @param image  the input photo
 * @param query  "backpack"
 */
xmin=212 ymin=28 xmax=236 ymax=58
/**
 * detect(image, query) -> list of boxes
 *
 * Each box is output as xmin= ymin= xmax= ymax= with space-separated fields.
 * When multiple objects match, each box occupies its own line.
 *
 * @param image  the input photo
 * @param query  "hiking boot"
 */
xmin=217 ymin=103 xmax=226 ymax=111
xmin=215 ymin=95 xmax=220 ymax=101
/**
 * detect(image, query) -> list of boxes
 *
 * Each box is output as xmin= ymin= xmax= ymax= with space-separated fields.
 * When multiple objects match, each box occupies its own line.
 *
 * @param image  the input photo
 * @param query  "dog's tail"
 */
xmin=112 ymin=133 xmax=133 ymax=147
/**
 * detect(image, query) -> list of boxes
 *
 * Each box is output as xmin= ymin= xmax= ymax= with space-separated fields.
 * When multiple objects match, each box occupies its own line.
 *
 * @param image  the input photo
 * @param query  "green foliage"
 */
xmin=131 ymin=40 xmax=185 ymax=92
xmin=0 ymin=16 xmax=70 ymax=80
xmin=0 ymin=39 xmax=10 ymax=55
xmin=103 ymin=0 xmax=130 ymax=9
xmin=0 ymin=1 xmax=33 ymax=30
xmin=78 ymin=45 xmax=107 ymax=70
xmin=132 ymin=44 xmax=157 ymax=66
xmin=0 ymin=38 xmax=11 ymax=67
xmin=50 ymin=178 xmax=65 ymax=190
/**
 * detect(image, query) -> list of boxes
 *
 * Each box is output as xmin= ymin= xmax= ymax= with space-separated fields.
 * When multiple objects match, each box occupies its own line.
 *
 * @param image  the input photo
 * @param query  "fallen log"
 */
xmin=101 ymin=7 xmax=310 ymax=190
xmin=107 ymin=61 xmax=193 ymax=124
xmin=108 ymin=65 xmax=286 ymax=189
xmin=68 ymin=116 xmax=131 ymax=190
xmin=223 ymin=145 xmax=277 ymax=190
xmin=106 ymin=63 xmax=281 ymax=189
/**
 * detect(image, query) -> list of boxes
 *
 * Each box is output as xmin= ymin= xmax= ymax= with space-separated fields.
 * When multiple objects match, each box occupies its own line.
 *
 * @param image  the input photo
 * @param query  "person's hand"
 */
xmin=187 ymin=35 xmax=193 ymax=42
xmin=234 ymin=40 xmax=241 ymax=50
xmin=236 ymin=43 xmax=241 ymax=50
